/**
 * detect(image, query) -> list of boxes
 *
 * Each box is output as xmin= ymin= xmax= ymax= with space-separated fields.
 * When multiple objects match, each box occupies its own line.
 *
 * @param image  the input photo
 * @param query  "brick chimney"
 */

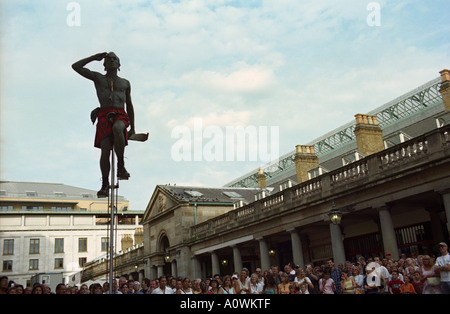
xmin=294 ymin=145 xmax=318 ymax=183
xmin=257 ymin=168 xmax=266 ymax=189
xmin=354 ymin=114 xmax=384 ymax=156
xmin=439 ymin=69 xmax=450 ymax=111
xmin=121 ymin=234 xmax=134 ymax=251
xmin=134 ymin=228 xmax=144 ymax=245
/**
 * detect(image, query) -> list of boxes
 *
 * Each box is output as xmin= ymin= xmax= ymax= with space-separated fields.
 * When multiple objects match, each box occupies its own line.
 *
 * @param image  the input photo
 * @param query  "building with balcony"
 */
xmin=81 ymin=69 xmax=450 ymax=283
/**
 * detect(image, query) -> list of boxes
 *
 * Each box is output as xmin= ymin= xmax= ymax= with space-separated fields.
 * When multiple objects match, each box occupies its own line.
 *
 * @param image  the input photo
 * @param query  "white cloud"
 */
xmin=181 ymin=63 xmax=276 ymax=94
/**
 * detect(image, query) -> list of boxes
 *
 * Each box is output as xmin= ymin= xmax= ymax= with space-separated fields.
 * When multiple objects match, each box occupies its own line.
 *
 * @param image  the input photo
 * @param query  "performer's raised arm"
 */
xmin=72 ymin=52 xmax=107 ymax=80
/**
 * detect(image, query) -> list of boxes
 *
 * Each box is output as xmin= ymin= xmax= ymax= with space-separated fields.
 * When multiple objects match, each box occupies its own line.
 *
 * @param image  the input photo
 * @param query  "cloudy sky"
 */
xmin=1 ymin=0 xmax=449 ymax=211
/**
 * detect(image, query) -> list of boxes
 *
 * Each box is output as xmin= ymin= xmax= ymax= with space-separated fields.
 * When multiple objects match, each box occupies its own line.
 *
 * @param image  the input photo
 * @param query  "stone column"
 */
xmin=211 ymin=251 xmax=220 ymax=276
xmin=171 ymin=260 xmax=177 ymax=278
xmin=377 ymin=205 xmax=399 ymax=260
xmin=329 ymin=223 xmax=346 ymax=266
xmin=150 ymin=265 xmax=157 ymax=280
xmin=287 ymin=228 xmax=305 ymax=268
xmin=191 ymin=256 xmax=201 ymax=279
xmin=156 ymin=265 xmax=164 ymax=278
xmin=257 ymin=237 xmax=270 ymax=272
xmin=427 ymin=207 xmax=446 ymax=242
xmin=441 ymin=191 xmax=450 ymax=233
xmin=232 ymin=245 xmax=243 ymax=273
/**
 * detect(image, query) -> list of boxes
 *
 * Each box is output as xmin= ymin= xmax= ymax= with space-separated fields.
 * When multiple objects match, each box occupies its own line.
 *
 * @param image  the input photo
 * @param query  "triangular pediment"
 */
xmin=143 ymin=186 xmax=179 ymax=222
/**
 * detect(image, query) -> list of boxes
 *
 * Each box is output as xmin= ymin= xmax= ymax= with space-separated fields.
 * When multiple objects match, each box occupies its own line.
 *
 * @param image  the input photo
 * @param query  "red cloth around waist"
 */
xmin=94 ymin=107 xmax=130 ymax=148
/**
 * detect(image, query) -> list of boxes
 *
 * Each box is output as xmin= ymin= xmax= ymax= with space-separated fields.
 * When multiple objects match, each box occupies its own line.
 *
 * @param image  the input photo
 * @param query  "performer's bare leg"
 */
xmin=98 ymin=139 xmax=113 ymax=198
xmin=112 ymin=120 xmax=130 ymax=180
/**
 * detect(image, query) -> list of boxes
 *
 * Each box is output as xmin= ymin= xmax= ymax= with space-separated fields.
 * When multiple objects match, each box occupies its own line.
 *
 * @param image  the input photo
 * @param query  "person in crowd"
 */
xmin=421 ymin=254 xmax=441 ymax=294
xmin=219 ymin=275 xmax=234 ymax=294
xmin=262 ymin=273 xmax=277 ymax=294
xmin=178 ymin=277 xmax=193 ymax=294
xmin=435 ymin=242 xmax=450 ymax=294
xmin=208 ymin=278 xmax=220 ymax=294
xmin=305 ymin=264 xmax=320 ymax=294
xmin=327 ymin=259 xmax=341 ymax=294
xmin=341 ymin=270 xmax=356 ymax=294
xmin=79 ymin=284 xmax=89 ymax=294
xmin=400 ymin=275 xmax=416 ymax=294
xmin=151 ymin=276 xmax=174 ymax=294
xmin=91 ymin=283 xmax=104 ymax=294
xmin=278 ymin=273 xmax=291 ymax=294
xmin=319 ymin=269 xmax=335 ymax=294
xmin=119 ymin=283 xmax=129 ymax=294
xmin=351 ymin=264 xmax=364 ymax=294
xmin=387 ymin=270 xmax=403 ymax=294
xmin=298 ymin=282 xmax=309 ymax=294
xmin=411 ymin=270 xmax=424 ymax=294
xmin=294 ymin=268 xmax=313 ymax=293
xmin=249 ymin=273 xmax=263 ymax=294
xmin=234 ymin=269 xmax=251 ymax=294
xmin=363 ymin=264 xmax=385 ymax=294
xmin=271 ymin=265 xmax=282 ymax=285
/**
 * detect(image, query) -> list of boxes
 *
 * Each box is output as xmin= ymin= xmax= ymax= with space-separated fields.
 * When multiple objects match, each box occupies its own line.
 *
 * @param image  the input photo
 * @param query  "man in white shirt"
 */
xmin=374 ymin=257 xmax=390 ymax=293
xmin=151 ymin=276 xmax=174 ymax=294
xmin=435 ymin=242 xmax=450 ymax=294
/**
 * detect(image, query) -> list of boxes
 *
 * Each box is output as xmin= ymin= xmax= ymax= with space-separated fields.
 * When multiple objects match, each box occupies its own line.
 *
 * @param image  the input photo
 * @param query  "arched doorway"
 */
xmin=159 ymin=234 xmax=171 ymax=276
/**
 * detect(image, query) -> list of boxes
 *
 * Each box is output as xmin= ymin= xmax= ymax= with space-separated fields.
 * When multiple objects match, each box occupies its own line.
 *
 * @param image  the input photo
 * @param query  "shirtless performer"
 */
xmin=72 ymin=52 xmax=135 ymax=198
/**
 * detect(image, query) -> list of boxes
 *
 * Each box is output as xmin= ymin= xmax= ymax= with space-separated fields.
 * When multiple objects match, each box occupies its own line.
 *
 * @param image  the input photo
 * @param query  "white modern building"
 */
xmin=0 ymin=181 xmax=143 ymax=288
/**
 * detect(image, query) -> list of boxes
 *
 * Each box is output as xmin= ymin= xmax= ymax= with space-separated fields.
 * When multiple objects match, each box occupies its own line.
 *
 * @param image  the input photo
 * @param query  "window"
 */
xmin=54 ymin=258 xmax=63 ymax=269
xmin=29 ymin=239 xmax=40 ymax=254
xmin=26 ymin=191 xmax=37 ymax=197
xmin=29 ymin=259 xmax=39 ymax=270
xmin=184 ymin=190 xmax=203 ymax=197
xmin=3 ymin=239 xmax=14 ymax=255
xmin=51 ymin=206 xmax=72 ymax=211
xmin=101 ymin=237 xmax=109 ymax=252
xmin=78 ymin=238 xmax=87 ymax=252
xmin=55 ymin=238 xmax=64 ymax=253
xmin=2 ymin=260 xmax=12 ymax=271
xmin=223 ymin=191 xmax=243 ymax=198
xmin=21 ymin=205 xmax=43 ymax=211
xmin=79 ymin=257 xmax=87 ymax=268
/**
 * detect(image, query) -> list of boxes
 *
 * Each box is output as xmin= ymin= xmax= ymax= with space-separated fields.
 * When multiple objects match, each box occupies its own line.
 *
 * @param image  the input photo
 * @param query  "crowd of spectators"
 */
xmin=1 ymin=242 xmax=449 ymax=295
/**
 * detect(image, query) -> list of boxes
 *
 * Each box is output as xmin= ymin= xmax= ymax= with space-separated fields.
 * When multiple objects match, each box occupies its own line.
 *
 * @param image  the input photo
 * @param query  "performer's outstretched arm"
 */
xmin=126 ymin=84 xmax=135 ymax=136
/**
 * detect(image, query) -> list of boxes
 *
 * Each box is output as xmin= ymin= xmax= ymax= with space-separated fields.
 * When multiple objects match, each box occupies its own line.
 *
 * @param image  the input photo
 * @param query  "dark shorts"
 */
xmin=94 ymin=107 xmax=130 ymax=148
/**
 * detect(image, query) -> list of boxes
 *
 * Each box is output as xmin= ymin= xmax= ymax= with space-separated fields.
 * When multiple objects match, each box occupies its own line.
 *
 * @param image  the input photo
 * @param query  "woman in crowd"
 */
xmin=278 ymin=273 xmax=291 ymax=294
xmin=219 ymin=275 xmax=234 ymax=294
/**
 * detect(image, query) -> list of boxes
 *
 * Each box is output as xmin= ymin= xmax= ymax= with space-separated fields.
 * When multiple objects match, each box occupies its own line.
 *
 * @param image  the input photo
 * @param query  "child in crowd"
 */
xmin=400 ymin=275 xmax=416 ymax=294
xmin=388 ymin=270 xmax=404 ymax=294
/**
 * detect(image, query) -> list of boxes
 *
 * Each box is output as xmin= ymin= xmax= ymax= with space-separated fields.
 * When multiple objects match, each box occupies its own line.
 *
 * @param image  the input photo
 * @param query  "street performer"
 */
xmin=72 ymin=52 xmax=135 ymax=198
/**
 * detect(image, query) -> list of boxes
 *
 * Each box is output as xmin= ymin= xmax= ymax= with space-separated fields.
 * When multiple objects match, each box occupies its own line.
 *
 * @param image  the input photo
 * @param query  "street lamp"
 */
xmin=328 ymin=202 xmax=342 ymax=225
xmin=164 ymin=252 xmax=170 ymax=263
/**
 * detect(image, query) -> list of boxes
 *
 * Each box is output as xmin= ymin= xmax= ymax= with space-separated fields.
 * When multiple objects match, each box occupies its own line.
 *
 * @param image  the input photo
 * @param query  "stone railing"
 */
xmin=82 ymin=245 xmax=144 ymax=282
xmin=190 ymin=124 xmax=450 ymax=239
